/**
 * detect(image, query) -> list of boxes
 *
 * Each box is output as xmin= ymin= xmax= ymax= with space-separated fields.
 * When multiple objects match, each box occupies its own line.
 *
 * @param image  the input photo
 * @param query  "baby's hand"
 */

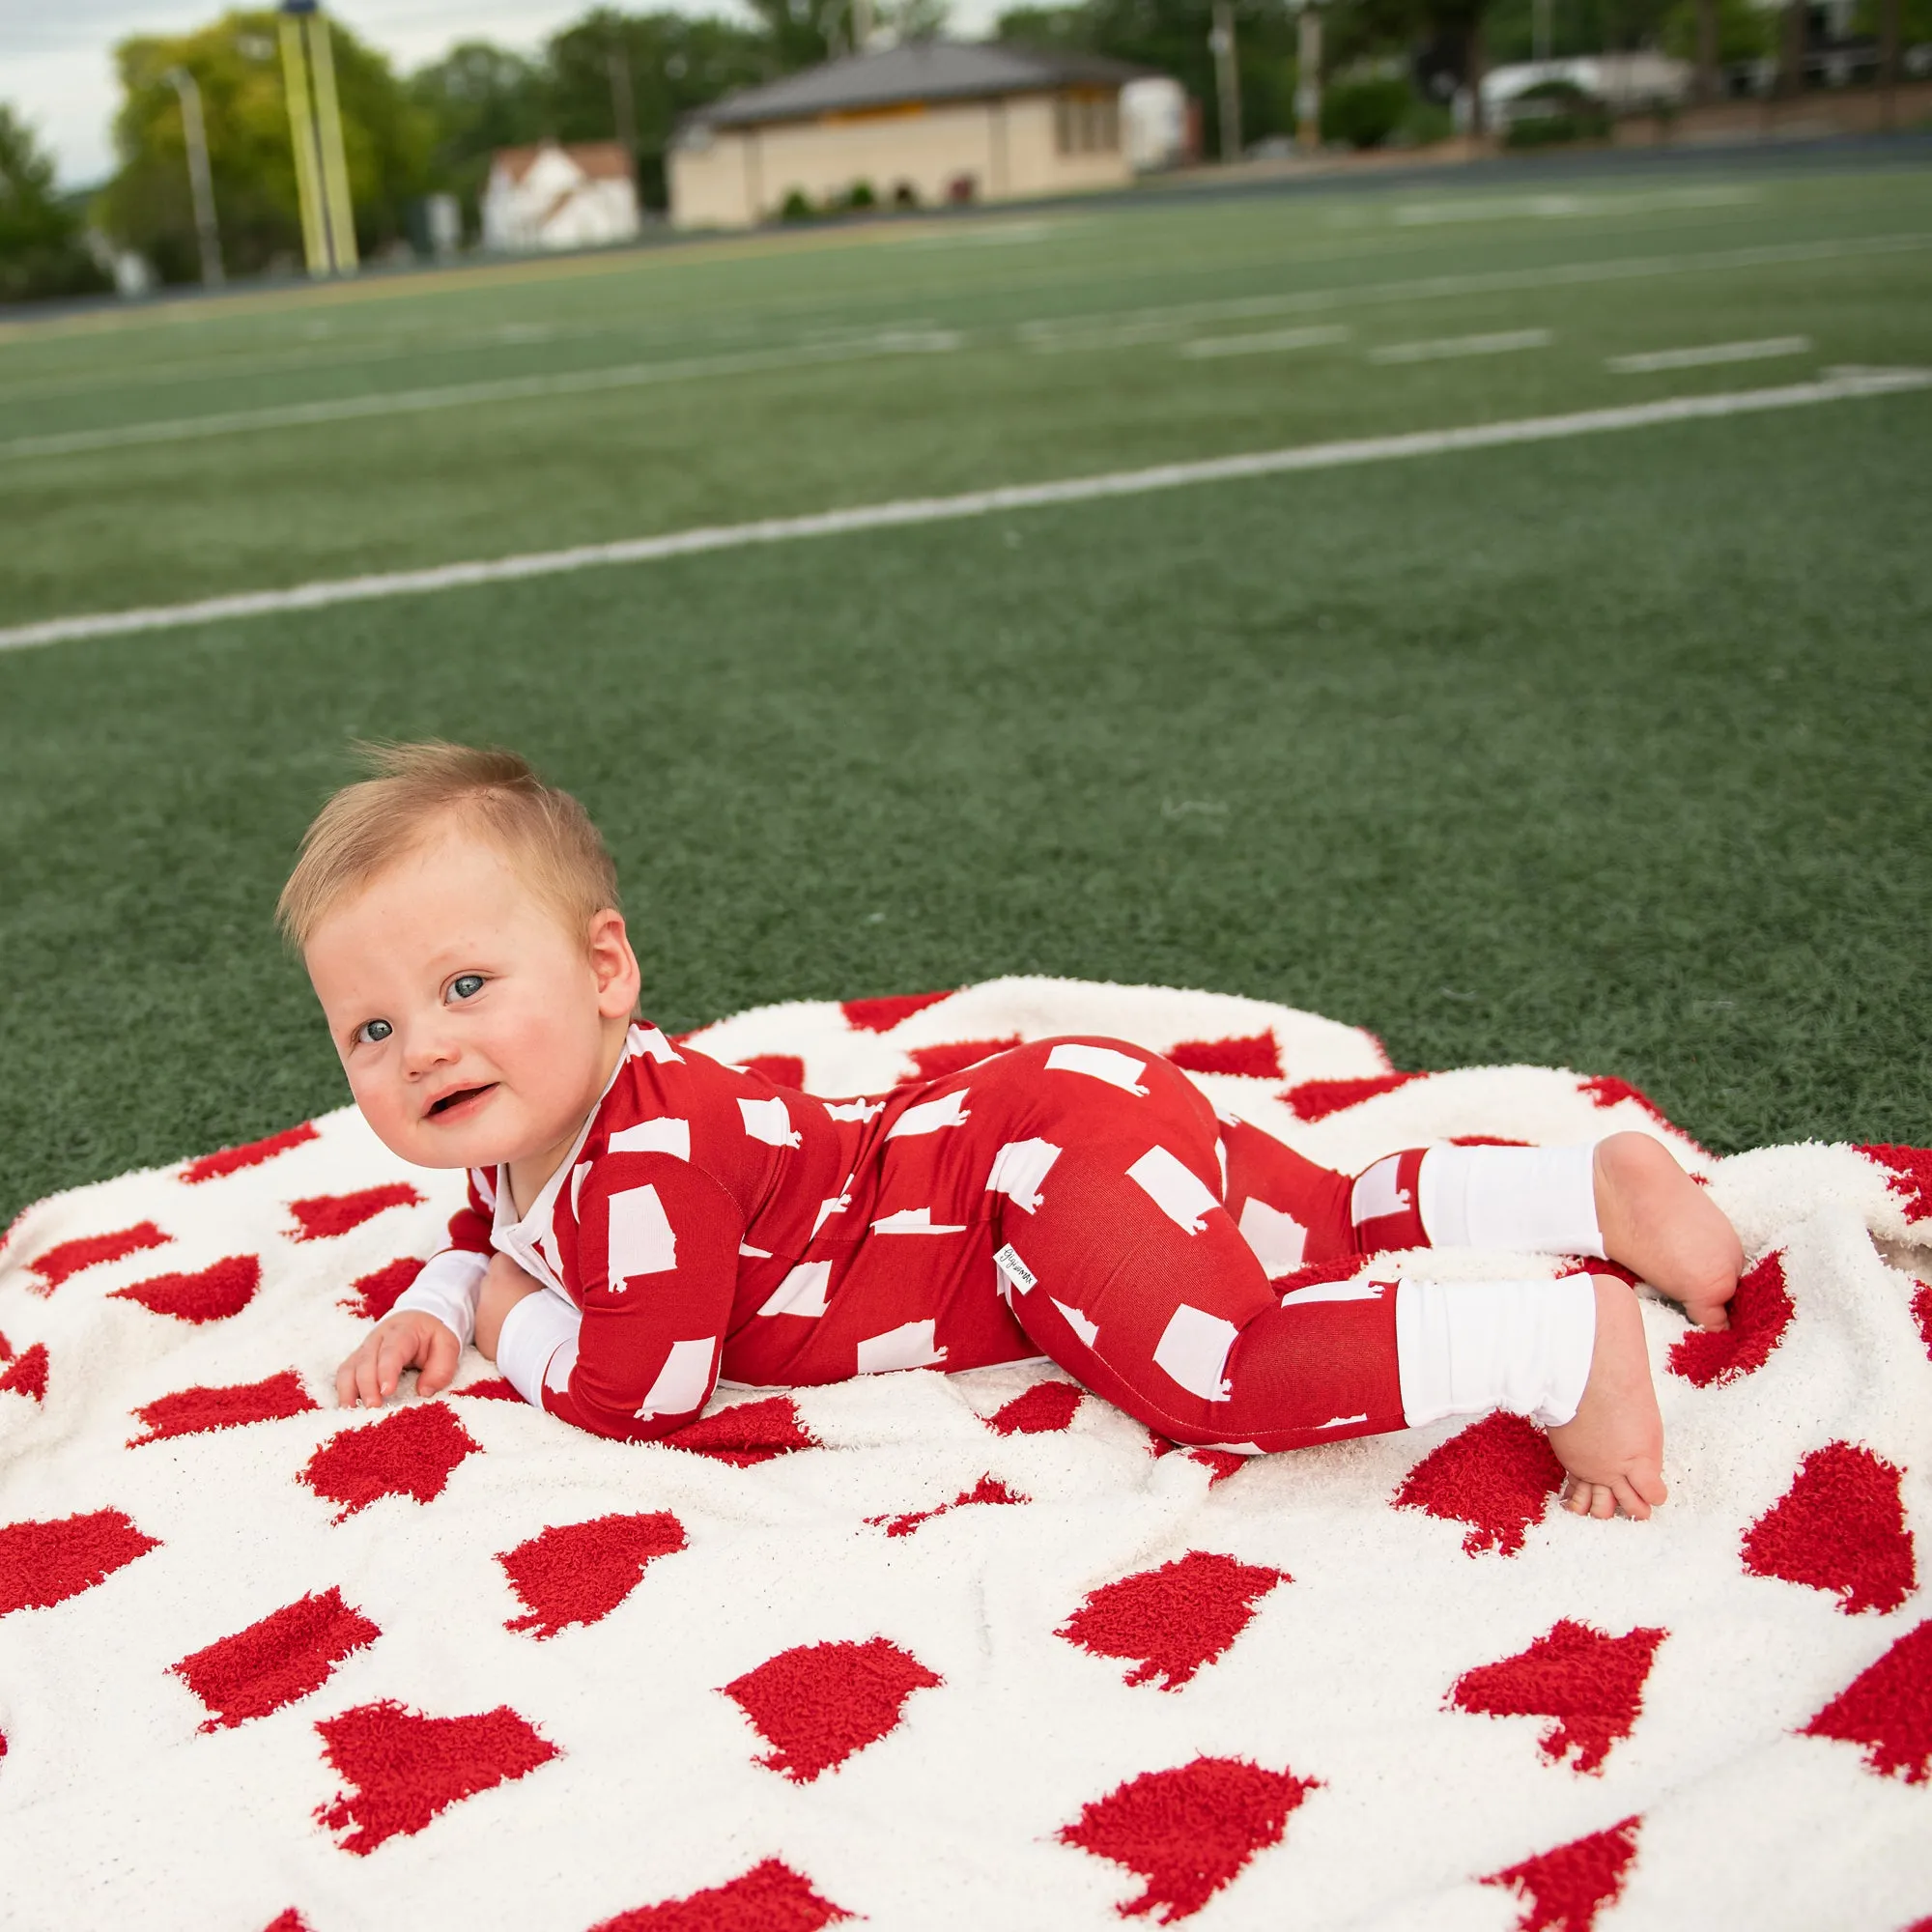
xmin=335 ymin=1310 xmax=460 ymax=1407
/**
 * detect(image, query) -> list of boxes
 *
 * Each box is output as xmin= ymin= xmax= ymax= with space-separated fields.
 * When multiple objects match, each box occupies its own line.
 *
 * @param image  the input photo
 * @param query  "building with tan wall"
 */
xmin=670 ymin=42 xmax=1167 ymax=230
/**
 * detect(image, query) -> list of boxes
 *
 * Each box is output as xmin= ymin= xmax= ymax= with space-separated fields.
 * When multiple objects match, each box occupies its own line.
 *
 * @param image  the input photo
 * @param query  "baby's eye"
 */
xmin=448 ymin=973 xmax=486 ymax=1002
xmin=355 ymin=1018 xmax=393 ymax=1046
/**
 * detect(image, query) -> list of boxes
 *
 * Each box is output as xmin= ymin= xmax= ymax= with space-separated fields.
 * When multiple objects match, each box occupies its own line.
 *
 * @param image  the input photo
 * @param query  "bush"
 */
xmin=1321 ymin=76 xmax=1413 ymax=150
xmin=0 ymin=105 xmax=112 ymax=303
xmin=779 ymin=186 xmax=815 ymax=221
xmin=1502 ymin=78 xmax=1612 ymax=148
xmin=844 ymin=178 xmax=875 ymax=210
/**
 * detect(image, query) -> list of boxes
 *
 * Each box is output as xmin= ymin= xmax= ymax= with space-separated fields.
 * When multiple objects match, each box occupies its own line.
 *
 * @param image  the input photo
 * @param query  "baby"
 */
xmin=293 ymin=743 xmax=1744 ymax=1522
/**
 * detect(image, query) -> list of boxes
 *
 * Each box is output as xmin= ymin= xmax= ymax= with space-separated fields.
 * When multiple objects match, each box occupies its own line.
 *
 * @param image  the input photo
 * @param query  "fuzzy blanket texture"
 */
xmin=1 ymin=978 xmax=1928 ymax=1932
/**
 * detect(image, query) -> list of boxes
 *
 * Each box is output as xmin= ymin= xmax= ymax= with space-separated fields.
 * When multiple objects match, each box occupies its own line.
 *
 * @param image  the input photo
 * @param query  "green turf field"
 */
xmin=3 ymin=148 xmax=1929 ymax=1221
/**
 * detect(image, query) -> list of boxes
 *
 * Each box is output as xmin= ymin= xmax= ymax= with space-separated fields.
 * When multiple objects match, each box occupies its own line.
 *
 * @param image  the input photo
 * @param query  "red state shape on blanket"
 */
xmin=1801 ymin=1616 xmax=1932 ymax=1783
xmin=1147 ymin=1435 xmax=1254 ymax=1486
xmin=260 ymin=1913 xmax=311 ymax=1932
xmin=0 ymin=1508 xmax=159 ymax=1616
xmin=498 ymin=1512 xmax=687 ymax=1638
xmin=1058 ymin=1550 xmax=1289 ymax=1690
xmin=1668 ymin=1250 xmax=1793 ymax=1387
xmin=910 ymin=1036 xmax=1020 ymax=1080
xmin=1859 ymin=1143 xmax=1932 ymax=1222
xmin=591 ymin=1859 xmax=852 ymax=1932
xmin=341 ymin=1257 xmax=424 ymax=1321
xmin=128 ymin=1368 xmax=317 ymax=1445
xmin=987 ymin=1380 xmax=1083 ymax=1435
xmin=724 ymin=1636 xmax=942 ymax=1782
xmin=451 ymin=1378 xmax=523 ymax=1402
xmin=840 ymin=990 xmax=953 ymax=1033
xmin=1915 ymin=1281 xmax=1932 ymax=1364
xmin=736 ymin=1054 xmax=805 ymax=1089
xmin=869 ymin=1473 xmax=1026 ymax=1538
xmin=1168 ymin=1033 xmax=1283 ymax=1079
xmin=1483 ymin=1815 xmax=1642 ymax=1932
xmin=288 ymin=1183 xmax=425 ymax=1242
xmin=315 ymin=1698 xmax=558 ymax=1854
xmin=1059 ymin=1755 xmax=1318 ymax=1922
xmin=1279 ymin=1072 xmax=1419 ymax=1122
xmin=173 ymin=1586 xmax=380 ymax=1729
xmin=300 ymin=1403 xmax=481 ymax=1521
xmin=27 ymin=1220 xmax=171 ymax=1293
xmin=0 ymin=1343 xmax=47 ymax=1404
xmin=1393 ymin=1411 xmax=1567 ymax=1556
xmin=1451 ymin=1620 xmax=1666 ymax=1774
xmin=663 ymin=1395 xmax=819 ymax=1465
xmin=180 ymin=1122 xmax=320 ymax=1183
xmin=110 ymin=1255 xmax=261 ymax=1323
xmin=1742 ymin=1441 xmax=1917 ymax=1615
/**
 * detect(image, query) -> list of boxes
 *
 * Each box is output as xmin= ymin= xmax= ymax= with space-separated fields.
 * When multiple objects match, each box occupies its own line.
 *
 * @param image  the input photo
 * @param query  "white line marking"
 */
xmin=1391 ymin=184 xmax=1761 ymax=226
xmin=3 ymin=369 xmax=1925 ymax=655
xmin=1014 ymin=233 xmax=1928 ymax=352
xmin=1606 ymin=334 xmax=1812 ymax=374
xmin=1179 ymin=325 xmax=1350 ymax=359
xmin=0 ymin=328 xmax=963 ymax=463
xmin=1369 ymin=328 xmax=1553 ymax=364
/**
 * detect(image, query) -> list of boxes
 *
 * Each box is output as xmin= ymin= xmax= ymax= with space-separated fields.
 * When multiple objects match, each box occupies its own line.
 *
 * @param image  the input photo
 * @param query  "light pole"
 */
xmin=1294 ymin=0 xmax=1322 ymax=153
xmin=1209 ymin=0 xmax=1242 ymax=162
xmin=164 ymin=67 xmax=224 ymax=287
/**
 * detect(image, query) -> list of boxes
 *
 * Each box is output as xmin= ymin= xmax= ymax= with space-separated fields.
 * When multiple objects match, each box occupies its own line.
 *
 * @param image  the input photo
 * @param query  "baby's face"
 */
xmin=304 ymin=827 xmax=633 ymax=1174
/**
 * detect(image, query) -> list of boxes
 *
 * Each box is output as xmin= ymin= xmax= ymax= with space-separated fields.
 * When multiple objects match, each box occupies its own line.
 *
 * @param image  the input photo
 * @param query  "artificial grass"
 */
xmin=1 ymin=377 xmax=1927 ymax=1224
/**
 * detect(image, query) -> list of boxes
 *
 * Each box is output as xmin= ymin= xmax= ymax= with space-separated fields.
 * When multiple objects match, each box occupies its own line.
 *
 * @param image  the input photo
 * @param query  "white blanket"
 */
xmin=2 ymin=978 xmax=1927 ymax=1932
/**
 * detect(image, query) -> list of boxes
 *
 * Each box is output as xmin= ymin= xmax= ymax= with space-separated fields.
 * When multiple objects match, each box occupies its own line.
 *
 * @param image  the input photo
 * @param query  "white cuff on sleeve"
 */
xmin=1395 ymin=1272 xmax=1598 ymax=1429
xmin=1418 ymin=1142 xmax=1605 ymax=1259
xmin=391 ymin=1248 xmax=489 ymax=1350
xmin=496 ymin=1289 xmax=582 ymax=1410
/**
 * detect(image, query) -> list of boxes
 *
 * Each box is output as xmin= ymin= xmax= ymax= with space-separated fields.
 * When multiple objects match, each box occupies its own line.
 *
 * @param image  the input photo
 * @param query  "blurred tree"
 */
xmin=1658 ymin=0 xmax=1773 ymax=63
xmin=408 ymin=42 xmax=549 ymax=225
xmin=101 ymin=11 xmax=430 ymax=283
xmin=0 ymin=104 xmax=112 ymax=303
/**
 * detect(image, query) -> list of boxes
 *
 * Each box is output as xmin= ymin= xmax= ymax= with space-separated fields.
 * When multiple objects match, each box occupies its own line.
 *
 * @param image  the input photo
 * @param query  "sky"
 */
xmin=2 ymin=0 xmax=1001 ymax=188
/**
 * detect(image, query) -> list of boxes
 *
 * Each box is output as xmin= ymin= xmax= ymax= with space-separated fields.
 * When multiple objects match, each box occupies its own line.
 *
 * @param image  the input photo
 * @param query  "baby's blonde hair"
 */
xmin=277 ymin=741 xmax=619 ymax=952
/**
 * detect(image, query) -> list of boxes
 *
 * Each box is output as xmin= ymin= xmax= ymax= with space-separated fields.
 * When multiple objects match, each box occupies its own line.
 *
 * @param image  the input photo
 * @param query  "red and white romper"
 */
xmin=395 ymin=1023 xmax=1606 ymax=1452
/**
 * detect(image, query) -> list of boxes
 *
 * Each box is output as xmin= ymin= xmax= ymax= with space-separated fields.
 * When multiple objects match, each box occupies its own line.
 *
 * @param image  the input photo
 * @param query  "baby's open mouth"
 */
xmin=427 ymin=1084 xmax=496 ymax=1120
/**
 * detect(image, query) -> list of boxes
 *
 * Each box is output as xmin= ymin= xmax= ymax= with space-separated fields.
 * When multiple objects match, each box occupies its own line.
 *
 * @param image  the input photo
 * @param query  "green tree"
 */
xmin=101 ymin=11 xmax=431 ymax=283
xmin=409 ymin=42 xmax=549 ymax=224
xmin=0 ymin=104 xmax=112 ymax=303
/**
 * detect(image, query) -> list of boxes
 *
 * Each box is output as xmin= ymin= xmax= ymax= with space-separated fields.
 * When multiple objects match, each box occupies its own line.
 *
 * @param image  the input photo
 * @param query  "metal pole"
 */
xmin=608 ymin=39 xmax=639 ymax=181
xmin=1694 ymin=0 xmax=1719 ymax=102
xmin=164 ymin=68 xmax=224 ymax=287
xmin=1295 ymin=2 xmax=1322 ymax=152
xmin=1879 ymin=0 xmax=1899 ymax=127
xmin=304 ymin=9 xmax=359 ymax=272
xmin=1209 ymin=0 xmax=1242 ymax=162
xmin=277 ymin=10 xmax=329 ymax=274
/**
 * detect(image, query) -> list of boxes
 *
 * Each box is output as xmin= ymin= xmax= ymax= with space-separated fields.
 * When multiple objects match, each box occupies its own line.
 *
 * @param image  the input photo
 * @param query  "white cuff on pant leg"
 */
xmin=1417 ymin=1143 xmax=1606 ymax=1259
xmin=1395 ymin=1273 xmax=1598 ymax=1429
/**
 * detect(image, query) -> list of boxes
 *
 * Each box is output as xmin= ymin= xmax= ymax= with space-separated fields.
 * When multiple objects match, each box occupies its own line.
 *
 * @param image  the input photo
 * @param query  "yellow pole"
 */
xmin=305 ymin=12 xmax=359 ymax=273
xmin=278 ymin=12 xmax=329 ymax=274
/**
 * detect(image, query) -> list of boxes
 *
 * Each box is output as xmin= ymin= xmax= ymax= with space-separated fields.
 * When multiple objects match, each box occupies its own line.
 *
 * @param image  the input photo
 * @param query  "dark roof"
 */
xmin=687 ymin=41 xmax=1146 ymax=131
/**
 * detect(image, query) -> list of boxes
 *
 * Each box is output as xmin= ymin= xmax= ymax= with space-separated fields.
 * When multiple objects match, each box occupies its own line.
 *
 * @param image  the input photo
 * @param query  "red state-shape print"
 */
xmin=1859 ymin=1143 xmax=1932 ymax=1223
xmin=128 ymin=1369 xmax=318 ymax=1446
xmin=300 ymin=1403 xmax=481 ymax=1521
xmin=1483 ymin=1814 xmax=1642 ymax=1932
xmin=987 ymin=1379 xmax=1083 ymax=1436
xmin=840 ymin=990 xmax=953 ymax=1033
xmin=451 ymin=1378 xmax=523 ymax=1402
xmin=288 ymin=1184 xmax=424 ymax=1242
xmin=723 ymin=1636 xmax=942 ymax=1782
xmin=260 ymin=1912 xmax=312 ymax=1932
xmin=1147 ymin=1436 xmax=1254 ymax=1486
xmin=27 ymin=1220 xmax=171 ymax=1293
xmin=909 ymin=1036 xmax=1020 ymax=1080
xmin=1279 ymin=1072 xmax=1419 ymax=1122
xmin=341 ymin=1258 xmax=424 ymax=1322
xmin=869 ymin=1473 xmax=1026 ymax=1538
xmin=1668 ymin=1251 xmax=1794 ymax=1388
xmin=0 ymin=1508 xmax=159 ymax=1617
xmin=1742 ymin=1441 xmax=1917 ymax=1615
xmin=735 ymin=1054 xmax=806 ymax=1089
xmin=1059 ymin=1549 xmax=1289 ymax=1690
xmin=0 ymin=1343 xmax=48 ymax=1404
xmin=1451 ymin=1620 xmax=1666 ymax=1775
xmin=1802 ymin=1616 xmax=1932 ymax=1783
xmin=315 ymin=1698 xmax=558 ymax=1854
xmin=173 ymin=1586 xmax=380 ymax=1729
xmin=180 ymin=1122 xmax=320 ymax=1183
xmin=1915 ymin=1280 xmax=1932 ymax=1365
xmin=1060 ymin=1755 xmax=1318 ymax=1922
xmin=1167 ymin=1033 xmax=1283 ymax=1079
xmin=591 ymin=1859 xmax=852 ymax=1932
xmin=498 ymin=1512 xmax=687 ymax=1638
xmin=1393 ymin=1411 xmax=1567 ymax=1556
xmin=664 ymin=1395 xmax=819 ymax=1466
xmin=110 ymin=1255 xmax=261 ymax=1323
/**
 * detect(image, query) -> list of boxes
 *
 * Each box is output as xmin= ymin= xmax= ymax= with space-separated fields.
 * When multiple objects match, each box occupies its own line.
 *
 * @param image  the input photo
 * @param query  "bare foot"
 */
xmin=1594 ymin=1131 xmax=1743 ymax=1331
xmin=1548 ymin=1275 xmax=1667 ymax=1520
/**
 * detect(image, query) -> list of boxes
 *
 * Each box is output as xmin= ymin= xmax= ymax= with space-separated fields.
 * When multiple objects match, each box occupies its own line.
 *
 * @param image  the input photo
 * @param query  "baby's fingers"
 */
xmin=334 ymin=1350 xmax=365 ymax=1408
xmin=415 ymin=1323 xmax=460 ymax=1398
xmin=374 ymin=1326 xmax=421 ymax=1402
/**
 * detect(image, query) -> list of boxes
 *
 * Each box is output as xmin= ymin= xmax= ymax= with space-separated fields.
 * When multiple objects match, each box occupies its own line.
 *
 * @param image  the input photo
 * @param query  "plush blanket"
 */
xmin=2 ymin=978 xmax=1927 ymax=1932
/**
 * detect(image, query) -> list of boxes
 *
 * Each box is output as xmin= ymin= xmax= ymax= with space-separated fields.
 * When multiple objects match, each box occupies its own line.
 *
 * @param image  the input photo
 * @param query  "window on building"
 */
xmin=1056 ymin=92 xmax=1121 ymax=156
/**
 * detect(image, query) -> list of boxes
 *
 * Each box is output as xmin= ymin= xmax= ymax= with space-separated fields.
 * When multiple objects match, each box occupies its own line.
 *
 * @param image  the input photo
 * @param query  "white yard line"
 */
xmin=1607 ymin=335 xmax=1813 ymax=374
xmin=0 ymin=328 xmax=963 ymax=463
xmin=1179 ymin=326 xmax=1350 ymax=359
xmin=1369 ymin=328 xmax=1554 ymax=364
xmin=2 ymin=368 xmax=1925 ymax=656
